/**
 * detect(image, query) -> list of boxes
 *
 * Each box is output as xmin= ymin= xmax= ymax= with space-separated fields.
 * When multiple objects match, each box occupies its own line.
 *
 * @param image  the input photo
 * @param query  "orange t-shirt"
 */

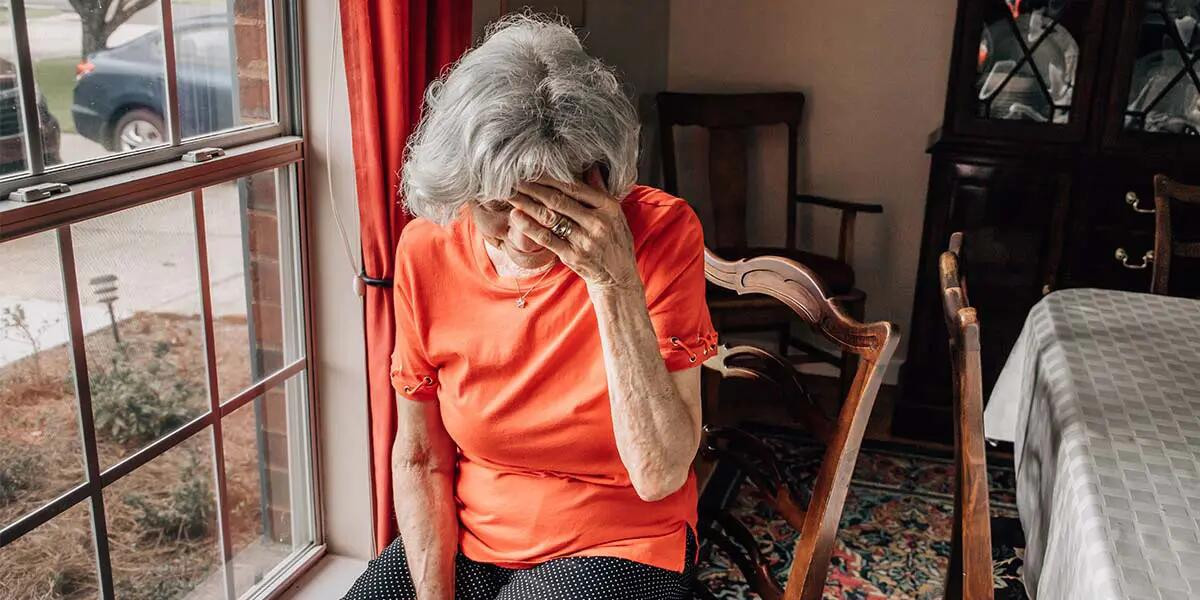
xmin=389 ymin=185 xmax=718 ymax=573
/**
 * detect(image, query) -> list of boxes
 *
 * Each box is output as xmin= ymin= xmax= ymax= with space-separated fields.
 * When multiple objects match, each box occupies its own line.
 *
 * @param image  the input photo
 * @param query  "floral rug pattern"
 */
xmin=695 ymin=424 xmax=1027 ymax=599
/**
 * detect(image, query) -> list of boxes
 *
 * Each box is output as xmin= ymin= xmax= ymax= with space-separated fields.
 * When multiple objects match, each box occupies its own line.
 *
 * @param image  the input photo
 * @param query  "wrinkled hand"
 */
xmin=510 ymin=168 xmax=640 ymax=292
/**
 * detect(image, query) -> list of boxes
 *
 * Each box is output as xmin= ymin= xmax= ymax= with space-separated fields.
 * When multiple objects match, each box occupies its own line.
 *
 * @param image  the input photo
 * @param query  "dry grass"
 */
xmin=0 ymin=311 xmax=277 ymax=599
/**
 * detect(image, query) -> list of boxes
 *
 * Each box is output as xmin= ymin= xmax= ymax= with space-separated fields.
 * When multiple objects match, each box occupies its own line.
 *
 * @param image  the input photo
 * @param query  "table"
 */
xmin=983 ymin=288 xmax=1200 ymax=600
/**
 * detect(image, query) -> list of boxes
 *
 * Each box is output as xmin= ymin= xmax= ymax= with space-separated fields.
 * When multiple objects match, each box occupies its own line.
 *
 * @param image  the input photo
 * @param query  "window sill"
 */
xmin=276 ymin=552 xmax=367 ymax=599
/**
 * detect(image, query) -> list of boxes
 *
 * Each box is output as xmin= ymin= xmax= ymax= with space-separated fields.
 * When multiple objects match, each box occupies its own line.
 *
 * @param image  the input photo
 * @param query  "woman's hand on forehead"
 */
xmin=506 ymin=168 xmax=638 ymax=291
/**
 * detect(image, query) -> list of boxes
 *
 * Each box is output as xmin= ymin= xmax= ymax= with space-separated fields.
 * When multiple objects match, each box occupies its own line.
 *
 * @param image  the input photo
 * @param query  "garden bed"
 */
xmin=1 ymin=311 xmax=278 ymax=599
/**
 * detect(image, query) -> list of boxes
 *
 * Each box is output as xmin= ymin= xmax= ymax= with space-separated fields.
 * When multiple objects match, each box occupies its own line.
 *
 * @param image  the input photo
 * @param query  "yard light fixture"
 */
xmin=89 ymin=274 xmax=120 ymax=344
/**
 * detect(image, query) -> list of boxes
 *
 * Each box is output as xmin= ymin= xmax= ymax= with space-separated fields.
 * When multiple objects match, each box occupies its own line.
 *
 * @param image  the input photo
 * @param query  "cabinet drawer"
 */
xmin=1068 ymin=224 xmax=1154 ymax=292
xmin=1082 ymin=172 xmax=1159 ymax=231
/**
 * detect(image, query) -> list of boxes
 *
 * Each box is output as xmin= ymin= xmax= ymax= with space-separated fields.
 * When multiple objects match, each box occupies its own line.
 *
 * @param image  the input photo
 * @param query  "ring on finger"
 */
xmin=550 ymin=214 xmax=573 ymax=240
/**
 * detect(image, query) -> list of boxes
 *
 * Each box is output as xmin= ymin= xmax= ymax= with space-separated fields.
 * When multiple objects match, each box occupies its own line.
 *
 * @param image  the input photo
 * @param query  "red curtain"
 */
xmin=339 ymin=0 xmax=473 ymax=553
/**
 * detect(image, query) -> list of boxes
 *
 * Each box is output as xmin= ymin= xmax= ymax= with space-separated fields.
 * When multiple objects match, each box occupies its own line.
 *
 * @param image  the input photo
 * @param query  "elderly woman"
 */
xmin=343 ymin=14 xmax=716 ymax=600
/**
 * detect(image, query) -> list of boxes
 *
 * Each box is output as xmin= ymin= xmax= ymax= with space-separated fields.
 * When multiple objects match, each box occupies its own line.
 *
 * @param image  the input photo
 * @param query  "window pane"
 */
xmin=0 ymin=231 xmax=86 ymax=530
xmin=203 ymin=168 xmax=301 ymax=401
xmin=0 ymin=2 xmax=28 ymax=177
xmin=30 ymin=1 xmax=168 ymax=166
xmin=175 ymin=0 xmax=274 ymax=140
xmin=71 ymin=194 xmax=209 ymax=469
xmin=104 ymin=430 xmax=222 ymax=599
xmin=0 ymin=501 xmax=98 ymax=599
xmin=224 ymin=371 xmax=314 ymax=597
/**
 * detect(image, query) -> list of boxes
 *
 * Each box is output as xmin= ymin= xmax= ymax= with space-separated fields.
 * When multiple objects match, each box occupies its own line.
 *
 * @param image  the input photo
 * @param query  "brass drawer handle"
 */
xmin=1126 ymin=191 xmax=1155 ymax=214
xmin=1114 ymin=247 xmax=1154 ymax=269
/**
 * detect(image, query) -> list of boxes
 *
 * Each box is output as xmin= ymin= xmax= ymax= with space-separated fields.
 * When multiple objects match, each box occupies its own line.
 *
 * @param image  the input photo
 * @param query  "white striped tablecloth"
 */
xmin=984 ymin=288 xmax=1200 ymax=600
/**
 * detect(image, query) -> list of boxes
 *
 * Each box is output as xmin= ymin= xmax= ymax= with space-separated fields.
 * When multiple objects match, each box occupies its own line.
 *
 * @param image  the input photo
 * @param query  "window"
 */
xmin=0 ymin=0 xmax=317 ymax=599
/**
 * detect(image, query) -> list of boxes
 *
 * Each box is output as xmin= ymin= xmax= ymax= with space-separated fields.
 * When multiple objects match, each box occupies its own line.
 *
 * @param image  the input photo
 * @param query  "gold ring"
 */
xmin=551 ymin=215 xmax=572 ymax=240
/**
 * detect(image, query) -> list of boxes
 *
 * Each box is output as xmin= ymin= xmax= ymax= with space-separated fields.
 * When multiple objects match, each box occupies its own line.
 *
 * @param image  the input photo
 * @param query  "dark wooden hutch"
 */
xmin=895 ymin=0 xmax=1200 ymax=442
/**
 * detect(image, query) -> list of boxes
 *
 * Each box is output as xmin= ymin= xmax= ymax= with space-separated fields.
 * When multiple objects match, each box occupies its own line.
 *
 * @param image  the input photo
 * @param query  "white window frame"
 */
xmin=0 ymin=1 xmax=326 ymax=598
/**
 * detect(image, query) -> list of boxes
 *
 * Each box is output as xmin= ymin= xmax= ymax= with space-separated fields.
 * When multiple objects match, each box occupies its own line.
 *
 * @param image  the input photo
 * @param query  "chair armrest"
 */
xmin=795 ymin=194 xmax=883 ymax=214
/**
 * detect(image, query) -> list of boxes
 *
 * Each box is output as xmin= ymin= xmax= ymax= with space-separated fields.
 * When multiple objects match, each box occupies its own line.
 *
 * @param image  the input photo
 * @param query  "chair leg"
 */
xmin=707 ymin=512 xmax=785 ymax=600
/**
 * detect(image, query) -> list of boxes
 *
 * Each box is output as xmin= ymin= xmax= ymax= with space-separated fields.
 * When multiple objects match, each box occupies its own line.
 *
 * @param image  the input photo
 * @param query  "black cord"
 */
xmin=360 ymin=272 xmax=392 ymax=288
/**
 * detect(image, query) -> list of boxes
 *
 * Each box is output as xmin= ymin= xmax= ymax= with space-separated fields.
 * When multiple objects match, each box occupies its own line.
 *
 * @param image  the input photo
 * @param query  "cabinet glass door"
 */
xmin=975 ymin=0 xmax=1088 ymax=124
xmin=1122 ymin=1 xmax=1200 ymax=136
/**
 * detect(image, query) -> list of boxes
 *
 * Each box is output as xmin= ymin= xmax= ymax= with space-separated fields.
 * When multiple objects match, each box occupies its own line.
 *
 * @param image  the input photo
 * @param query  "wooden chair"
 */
xmin=657 ymin=92 xmax=883 ymax=393
xmin=694 ymin=248 xmax=899 ymax=600
xmin=1151 ymin=175 xmax=1200 ymax=296
xmin=939 ymin=233 xmax=993 ymax=600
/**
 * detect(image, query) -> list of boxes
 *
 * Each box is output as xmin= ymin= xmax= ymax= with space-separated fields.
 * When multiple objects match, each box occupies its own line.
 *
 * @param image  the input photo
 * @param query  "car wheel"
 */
xmin=111 ymin=109 xmax=165 ymax=151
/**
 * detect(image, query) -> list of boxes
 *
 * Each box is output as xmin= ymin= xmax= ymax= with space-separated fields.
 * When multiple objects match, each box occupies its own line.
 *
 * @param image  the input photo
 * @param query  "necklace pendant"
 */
xmin=515 ymin=298 xmax=527 ymax=309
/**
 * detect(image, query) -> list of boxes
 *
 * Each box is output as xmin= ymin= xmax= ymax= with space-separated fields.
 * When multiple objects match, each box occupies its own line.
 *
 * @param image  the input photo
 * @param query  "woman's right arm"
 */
xmin=392 ymin=392 xmax=458 ymax=600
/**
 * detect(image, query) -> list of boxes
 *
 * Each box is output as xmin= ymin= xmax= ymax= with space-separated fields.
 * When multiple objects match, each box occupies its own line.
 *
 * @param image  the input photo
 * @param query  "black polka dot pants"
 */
xmin=341 ymin=527 xmax=697 ymax=600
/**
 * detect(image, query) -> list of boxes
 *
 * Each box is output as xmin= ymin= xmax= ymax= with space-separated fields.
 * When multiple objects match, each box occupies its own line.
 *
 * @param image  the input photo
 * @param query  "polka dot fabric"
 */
xmin=342 ymin=526 xmax=697 ymax=599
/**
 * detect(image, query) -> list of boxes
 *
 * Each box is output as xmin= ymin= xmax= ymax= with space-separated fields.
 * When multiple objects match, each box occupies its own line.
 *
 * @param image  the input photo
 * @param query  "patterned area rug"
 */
xmin=695 ymin=424 xmax=1027 ymax=599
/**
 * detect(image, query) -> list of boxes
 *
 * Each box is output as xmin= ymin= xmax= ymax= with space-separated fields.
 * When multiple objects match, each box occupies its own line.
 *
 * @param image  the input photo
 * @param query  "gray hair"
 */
xmin=400 ymin=14 xmax=640 ymax=225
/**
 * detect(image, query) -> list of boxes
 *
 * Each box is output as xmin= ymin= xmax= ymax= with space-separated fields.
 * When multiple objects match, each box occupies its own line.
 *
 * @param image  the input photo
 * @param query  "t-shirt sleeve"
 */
xmin=639 ymin=202 xmax=719 ymax=371
xmin=390 ymin=239 xmax=439 ymax=402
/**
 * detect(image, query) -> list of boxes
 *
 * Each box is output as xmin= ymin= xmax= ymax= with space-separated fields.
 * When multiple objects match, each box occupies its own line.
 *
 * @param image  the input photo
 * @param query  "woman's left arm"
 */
xmin=589 ymin=286 xmax=703 ymax=501
xmin=511 ymin=172 xmax=702 ymax=502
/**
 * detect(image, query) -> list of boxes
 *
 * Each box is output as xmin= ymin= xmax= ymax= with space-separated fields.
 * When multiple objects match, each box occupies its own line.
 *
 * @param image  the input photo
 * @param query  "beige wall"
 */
xmin=667 ymin=0 xmax=958 ymax=363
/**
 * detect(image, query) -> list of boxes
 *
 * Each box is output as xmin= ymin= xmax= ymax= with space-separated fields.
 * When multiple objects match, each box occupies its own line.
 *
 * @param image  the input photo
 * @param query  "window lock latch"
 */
xmin=182 ymin=147 xmax=226 ymax=163
xmin=8 ymin=182 xmax=70 ymax=203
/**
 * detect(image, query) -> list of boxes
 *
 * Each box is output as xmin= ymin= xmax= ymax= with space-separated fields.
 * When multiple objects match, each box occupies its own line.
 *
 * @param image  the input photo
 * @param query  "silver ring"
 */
xmin=551 ymin=215 xmax=573 ymax=240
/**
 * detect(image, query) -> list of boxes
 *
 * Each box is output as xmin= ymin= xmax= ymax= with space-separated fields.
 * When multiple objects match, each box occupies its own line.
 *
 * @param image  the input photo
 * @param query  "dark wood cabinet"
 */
xmin=895 ymin=0 xmax=1200 ymax=443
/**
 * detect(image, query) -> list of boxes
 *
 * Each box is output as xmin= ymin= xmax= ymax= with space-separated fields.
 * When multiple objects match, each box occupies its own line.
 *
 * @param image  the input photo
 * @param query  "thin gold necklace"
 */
xmin=514 ymin=263 xmax=555 ymax=308
xmin=484 ymin=241 xmax=556 ymax=308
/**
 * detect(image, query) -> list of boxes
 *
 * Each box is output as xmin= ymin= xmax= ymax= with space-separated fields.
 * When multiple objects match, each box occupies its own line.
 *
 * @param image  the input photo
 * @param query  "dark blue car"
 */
xmin=0 ymin=58 xmax=61 ymax=174
xmin=72 ymin=14 xmax=238 ymax=151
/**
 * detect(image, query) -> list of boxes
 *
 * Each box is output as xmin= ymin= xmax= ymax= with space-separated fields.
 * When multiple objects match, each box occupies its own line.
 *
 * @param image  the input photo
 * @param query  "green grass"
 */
xmin=34 ymin=57 xmax=78 ymax=134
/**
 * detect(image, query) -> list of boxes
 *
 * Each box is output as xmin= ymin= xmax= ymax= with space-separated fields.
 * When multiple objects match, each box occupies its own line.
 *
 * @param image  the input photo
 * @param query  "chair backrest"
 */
xmin=703 ymin=248 xmax=898 ymax=600
xmin=939 ymin=232 xmax=993 ymax=600
xmin=658 ymin=92 xmax=806 ymax=250
xmin=1152 ymin=174 xmax=1200 ymax=296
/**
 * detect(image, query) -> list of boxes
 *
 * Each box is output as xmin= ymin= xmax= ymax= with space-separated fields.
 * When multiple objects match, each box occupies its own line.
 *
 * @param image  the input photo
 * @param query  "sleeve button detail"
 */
xmin=402 ymin=376 xmax=435 ymax=395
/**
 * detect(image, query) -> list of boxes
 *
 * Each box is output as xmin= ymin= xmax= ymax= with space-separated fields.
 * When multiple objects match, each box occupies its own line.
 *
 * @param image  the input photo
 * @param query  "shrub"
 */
xmin=90 ymin=342 xmax=203 ymax=446
xmin=123 ymin=453 xmax=214 ymax=541
xmin=0 ymin=446 xmax=41 ymax=505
